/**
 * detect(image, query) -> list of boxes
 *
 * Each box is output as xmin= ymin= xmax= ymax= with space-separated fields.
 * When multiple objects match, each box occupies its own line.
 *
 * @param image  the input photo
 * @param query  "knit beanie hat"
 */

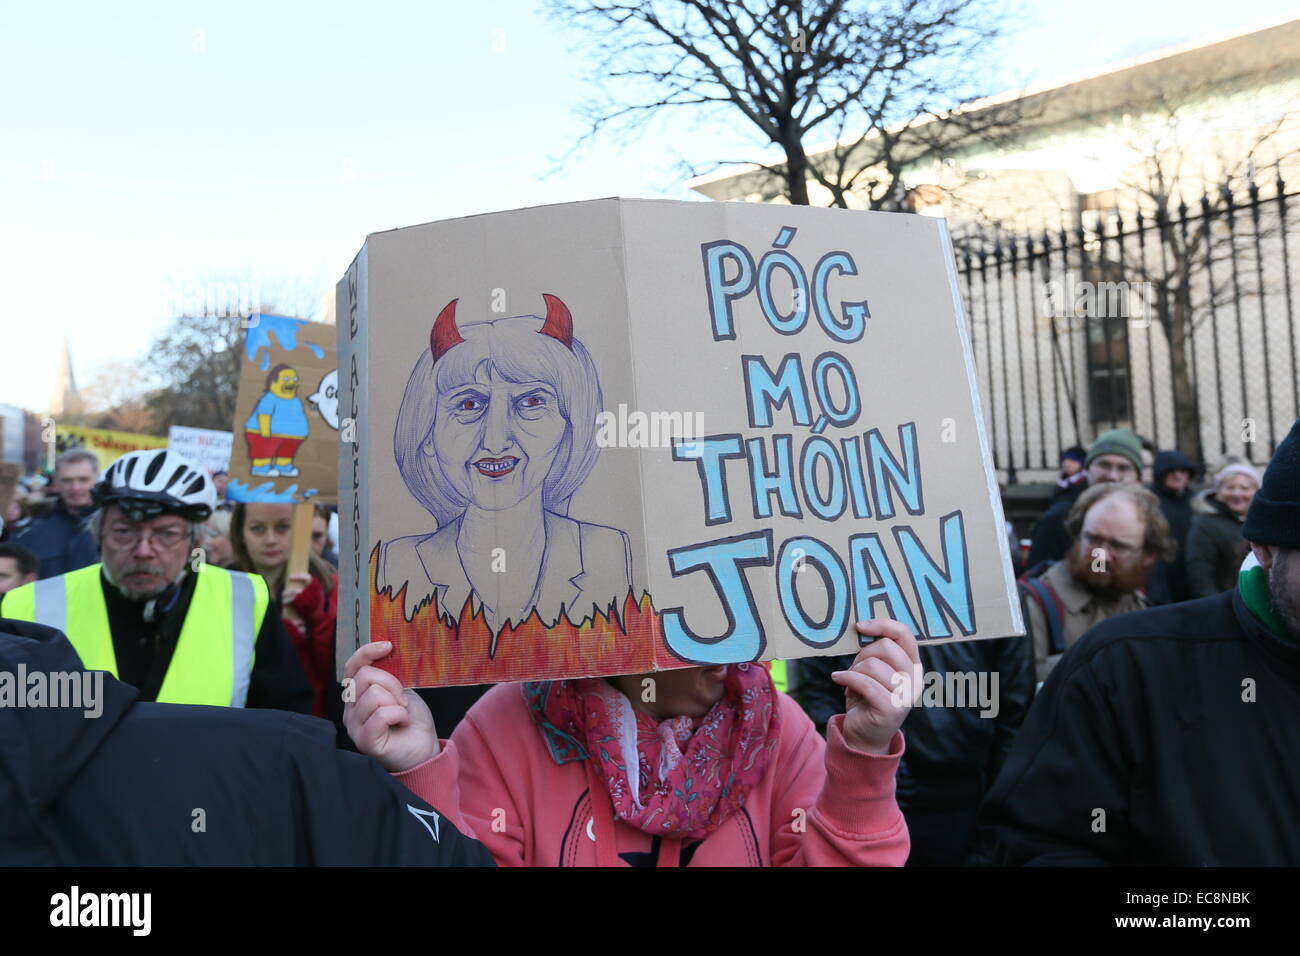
xmin=1213 ymin=462 xmax=1260 ymax=489
xmin=1086 ymin=429 xmax=1143 ymax=473
xmin=1059 ymin=446 xmax=1087 ymax=467
xmin=1243 ymin=419 xmax=1300 ymax=549
xmin=1153 ymin=449 xmax=1195 ymax=482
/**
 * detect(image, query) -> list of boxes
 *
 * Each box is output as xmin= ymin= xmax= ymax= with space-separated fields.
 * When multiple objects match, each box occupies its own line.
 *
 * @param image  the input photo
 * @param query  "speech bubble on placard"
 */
xmin=308 ymin=369 xmax=340 ymax=430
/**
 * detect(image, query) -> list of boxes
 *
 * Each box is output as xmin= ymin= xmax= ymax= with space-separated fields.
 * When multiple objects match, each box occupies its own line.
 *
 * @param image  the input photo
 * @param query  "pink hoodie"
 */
xmin=395 ymin=683 xmax=910 ymax=867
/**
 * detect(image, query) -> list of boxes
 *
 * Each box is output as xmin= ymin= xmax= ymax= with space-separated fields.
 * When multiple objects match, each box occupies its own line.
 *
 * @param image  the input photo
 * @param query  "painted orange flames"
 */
xmin=369 ymin=545 xmax=687 ymax=686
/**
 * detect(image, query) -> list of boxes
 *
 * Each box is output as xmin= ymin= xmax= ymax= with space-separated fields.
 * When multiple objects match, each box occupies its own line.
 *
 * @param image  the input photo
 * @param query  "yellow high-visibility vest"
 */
xmin=3 ymin=562 xmax=268 ymax=707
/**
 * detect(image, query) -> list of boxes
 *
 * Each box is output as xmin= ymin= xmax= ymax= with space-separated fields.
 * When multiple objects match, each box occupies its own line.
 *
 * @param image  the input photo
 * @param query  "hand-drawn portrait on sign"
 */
xmin=376 ymin=293 xmax=633 ymax=651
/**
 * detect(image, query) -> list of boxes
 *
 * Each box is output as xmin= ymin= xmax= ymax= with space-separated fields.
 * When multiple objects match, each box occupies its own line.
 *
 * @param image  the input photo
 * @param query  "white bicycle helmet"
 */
xmin=93 ymin=448 xmax=217 ymax=523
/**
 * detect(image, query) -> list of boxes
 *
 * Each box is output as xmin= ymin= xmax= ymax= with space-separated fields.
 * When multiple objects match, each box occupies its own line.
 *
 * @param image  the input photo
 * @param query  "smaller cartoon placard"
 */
xmin=227 ymin=315 xmax=338 ymax=504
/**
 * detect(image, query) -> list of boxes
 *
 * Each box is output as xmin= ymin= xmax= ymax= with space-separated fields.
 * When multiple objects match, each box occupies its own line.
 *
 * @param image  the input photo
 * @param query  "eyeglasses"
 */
xmin=1091 ymin=460 xmax=1138 ymax=480
xmin=105 ymin=525 xmax=189 ymax=549
xmin=1080 ymin=530 xmax=1143 ymax=559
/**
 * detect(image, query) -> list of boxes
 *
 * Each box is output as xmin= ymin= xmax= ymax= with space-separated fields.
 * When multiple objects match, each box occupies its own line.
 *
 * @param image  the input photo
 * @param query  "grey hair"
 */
xmin=393 ymin=312 xmax=604 ymax=527
xmin=55 ymin=448 xmax=101 ymax=474
xmin=203 ymin=509 xmax=232 ymax=537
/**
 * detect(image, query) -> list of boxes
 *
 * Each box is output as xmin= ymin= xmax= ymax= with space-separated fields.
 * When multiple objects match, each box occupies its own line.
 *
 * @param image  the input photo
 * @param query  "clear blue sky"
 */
xmin=3 ymin=0 xmax=1298 ymax=412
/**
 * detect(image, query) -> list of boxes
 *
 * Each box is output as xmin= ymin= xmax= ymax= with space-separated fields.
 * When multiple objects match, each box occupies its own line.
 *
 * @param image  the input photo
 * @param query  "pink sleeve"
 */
xmin=770 ymin=711 xmax=910 ymax=867
xmin=394 ymin=709 xmax=531 ymax=867
xmin=390 ymin=739 xmax=472 ymax=837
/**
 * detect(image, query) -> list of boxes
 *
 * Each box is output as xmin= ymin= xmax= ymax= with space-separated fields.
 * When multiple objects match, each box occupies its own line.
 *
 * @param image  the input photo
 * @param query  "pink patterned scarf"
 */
xmin=523 ymin=664 xmax=780 ymax=840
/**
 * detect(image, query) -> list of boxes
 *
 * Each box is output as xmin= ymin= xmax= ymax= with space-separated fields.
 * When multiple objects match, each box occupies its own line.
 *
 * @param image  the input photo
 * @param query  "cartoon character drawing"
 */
xmin=244 ymin=364 xmax=310 ymax=477
xmin=378 ymin=293 xmax=632 ymax=646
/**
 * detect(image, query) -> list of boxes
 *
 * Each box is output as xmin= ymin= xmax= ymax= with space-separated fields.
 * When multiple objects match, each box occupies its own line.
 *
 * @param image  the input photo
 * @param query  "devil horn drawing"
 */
xmin=430 ymin=298 xmax=464 ymax=363
xmin=539 ymin=293 xmax=574 ymax=350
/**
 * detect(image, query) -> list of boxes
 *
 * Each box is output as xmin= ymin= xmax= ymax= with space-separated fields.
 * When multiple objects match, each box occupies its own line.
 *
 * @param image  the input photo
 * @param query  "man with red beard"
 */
xmin=1020 ymin=482 xmax=1174 ymax=683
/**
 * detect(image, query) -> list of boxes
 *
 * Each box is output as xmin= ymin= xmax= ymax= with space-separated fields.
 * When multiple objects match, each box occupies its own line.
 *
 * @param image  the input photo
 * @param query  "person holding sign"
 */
xmin=244 ymin=364 xmax=310 ymax=478
xmin=342 ymin=618 xmax=917 ymax=867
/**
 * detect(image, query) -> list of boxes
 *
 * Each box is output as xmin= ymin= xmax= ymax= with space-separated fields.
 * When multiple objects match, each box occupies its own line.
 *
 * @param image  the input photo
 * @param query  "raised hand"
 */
xmin=280 ymin=571 xmax=312 ymax=606
xmin=830 ymin=618 xmax=922 ymax=755
xmin=342 ymin=641 xmax=439 ymax=772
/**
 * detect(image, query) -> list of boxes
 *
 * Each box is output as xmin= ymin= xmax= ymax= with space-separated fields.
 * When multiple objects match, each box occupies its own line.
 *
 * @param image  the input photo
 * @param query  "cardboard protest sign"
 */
xmin=168 ymin=425 xmax=233 ymax=477
xmin=338 ymin=199 xmax=1022 ymax=687
xmin=55 ymin=425 xmax=167 ymax=470
xmin=227 ymin=315 xmax=338 ymax=504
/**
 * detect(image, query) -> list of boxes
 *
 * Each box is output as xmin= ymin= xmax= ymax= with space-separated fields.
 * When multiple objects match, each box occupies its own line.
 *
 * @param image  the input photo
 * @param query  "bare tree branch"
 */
xmin=548 ymin=0 xmax=1019 ymax=206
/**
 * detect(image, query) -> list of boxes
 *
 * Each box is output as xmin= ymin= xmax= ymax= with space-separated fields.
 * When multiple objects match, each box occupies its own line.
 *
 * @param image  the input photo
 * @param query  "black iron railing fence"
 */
xmin=953 ymin=171 xmax=1300 ymax=483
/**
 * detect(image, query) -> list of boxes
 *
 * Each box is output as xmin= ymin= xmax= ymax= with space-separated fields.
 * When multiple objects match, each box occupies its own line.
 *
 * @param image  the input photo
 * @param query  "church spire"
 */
xmin=49 ymin=333 xmax=82 ymax=417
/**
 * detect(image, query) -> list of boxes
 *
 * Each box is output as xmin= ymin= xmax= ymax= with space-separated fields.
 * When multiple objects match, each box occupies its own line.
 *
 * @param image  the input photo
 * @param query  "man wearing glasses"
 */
xmin=1026 ymin=429 xmax=1147 ymax=567
xmin=1020 ymin=482 xmax=1175 ymax=682
xmin=2 ymin=449 xmax=311 ymax=712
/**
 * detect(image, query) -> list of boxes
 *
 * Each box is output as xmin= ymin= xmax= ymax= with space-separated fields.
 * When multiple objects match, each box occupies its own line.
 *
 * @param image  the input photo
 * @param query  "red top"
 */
xmin=282 ymin=573 xmax=337 ymax=718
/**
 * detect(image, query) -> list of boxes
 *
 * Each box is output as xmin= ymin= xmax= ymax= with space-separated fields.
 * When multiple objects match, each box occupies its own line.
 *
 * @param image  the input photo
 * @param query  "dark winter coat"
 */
xmin=1026 ymin=483 xmax=1086 ymax=567
xmin=0 ymin=619 xmax=495 ymax=866
xmin=797 ymin=636 xmax=1035 ymax=815
xmin=979 ymin=590 xmax=1300 ymax=865
xmin=1149 ymin=451 xmax=1195 ymax=603
xmin=13 ymin=497 xmax=97 ymax=579
xmin=1185 ymin=491 xmax=1250 ymax=598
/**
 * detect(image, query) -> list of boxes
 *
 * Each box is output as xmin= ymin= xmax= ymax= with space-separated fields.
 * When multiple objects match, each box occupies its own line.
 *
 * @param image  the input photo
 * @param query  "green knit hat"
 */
xmin=1086 ymin=428 xmax=1144 ymax=472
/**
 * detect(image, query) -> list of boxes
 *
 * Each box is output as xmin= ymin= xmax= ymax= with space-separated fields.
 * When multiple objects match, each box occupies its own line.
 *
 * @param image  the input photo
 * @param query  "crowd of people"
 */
xmin=2 ymin=417 xmax=1298 ymax=866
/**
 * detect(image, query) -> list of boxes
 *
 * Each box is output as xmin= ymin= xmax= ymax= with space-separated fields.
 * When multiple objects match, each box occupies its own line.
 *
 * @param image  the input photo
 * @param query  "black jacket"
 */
xmin=797 ymin=635 xmax=1036 ymax=812
xmin=979 ymin=590 xmax=1300 ymax=865
xmin=1026 ymin=484 xmax=1084 ymax=567
xmin=13 ymin=498 xmax=97 ymax=579
xmin=0 ymin=566 xmax=314 ymax=714
xmin=1186 ymin=492 xmax=1249 ymax=598
xmin=1149 ymin=455 xmax=1195 ymax=604
xmin=0 ymin=619 xmax=495 ymax=866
